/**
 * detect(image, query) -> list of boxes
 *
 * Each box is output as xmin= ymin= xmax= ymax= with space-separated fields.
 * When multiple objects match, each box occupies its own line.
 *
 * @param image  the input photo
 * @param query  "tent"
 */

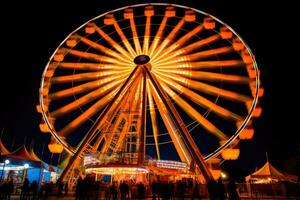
xmin=246 ymin=161 xmax=298 ymax=183
xmin=0 ymin=140 xmax=10 ymax=155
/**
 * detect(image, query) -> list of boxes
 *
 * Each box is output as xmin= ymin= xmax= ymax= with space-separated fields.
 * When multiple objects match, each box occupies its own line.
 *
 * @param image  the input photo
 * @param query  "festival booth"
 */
xmin=0 ymin=145 xmax=61 ymax=192
xmin=246 ymin=161 xmax=298 ymax=183
xmin=245 ymin=161 xmax=299 ymax=197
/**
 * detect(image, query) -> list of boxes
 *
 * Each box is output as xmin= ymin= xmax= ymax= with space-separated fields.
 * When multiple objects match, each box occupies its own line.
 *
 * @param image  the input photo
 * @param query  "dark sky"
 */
xmin=0 ymin=0 xmax=299 ymax=177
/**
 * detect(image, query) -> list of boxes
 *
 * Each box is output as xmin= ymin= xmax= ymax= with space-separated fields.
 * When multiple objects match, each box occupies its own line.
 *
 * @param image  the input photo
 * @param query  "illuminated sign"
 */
xmin=150 ymin=159 xmax=187 ymax=170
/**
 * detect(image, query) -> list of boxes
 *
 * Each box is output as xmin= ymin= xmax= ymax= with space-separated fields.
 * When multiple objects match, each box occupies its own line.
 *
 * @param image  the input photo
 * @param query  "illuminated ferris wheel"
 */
xmin=37 ymin=3 xmax=263 ymax=182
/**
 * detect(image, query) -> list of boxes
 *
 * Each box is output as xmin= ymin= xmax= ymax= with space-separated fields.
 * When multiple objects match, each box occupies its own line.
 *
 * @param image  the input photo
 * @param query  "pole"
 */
xmin=144 ymin=65 xmax=213 ymax=182
xmin=58 ymin=66 xmax=140 ymax=182
xmin=1 ymin=162 xmax=6 ymax=183
xmin=138 ymin=73 xmax=147 ymax=165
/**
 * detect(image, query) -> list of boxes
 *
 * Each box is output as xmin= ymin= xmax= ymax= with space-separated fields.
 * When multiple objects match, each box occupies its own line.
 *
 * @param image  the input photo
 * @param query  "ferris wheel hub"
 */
xmin=134 ymin=54 xmax=150 ymax=65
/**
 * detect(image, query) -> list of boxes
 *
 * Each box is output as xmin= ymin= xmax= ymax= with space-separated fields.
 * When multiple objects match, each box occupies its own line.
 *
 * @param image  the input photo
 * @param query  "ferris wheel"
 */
xmin=37 ymin=3 xmax=263 ymax=182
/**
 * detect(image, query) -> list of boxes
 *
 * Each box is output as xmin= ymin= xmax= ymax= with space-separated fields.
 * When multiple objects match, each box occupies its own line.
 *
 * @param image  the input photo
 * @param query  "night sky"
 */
xmin=0 ymin=0 xmax=299 ymax=179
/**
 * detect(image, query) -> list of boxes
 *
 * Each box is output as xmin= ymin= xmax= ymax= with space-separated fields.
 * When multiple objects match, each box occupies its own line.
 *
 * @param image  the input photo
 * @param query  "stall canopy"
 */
xmin=0 ymin=140 xmax=10 ymax=155
xmin=5 ymin=145 xmax=39 ymax=162
xmin=246 ymin=161 xmax=298 ymax=183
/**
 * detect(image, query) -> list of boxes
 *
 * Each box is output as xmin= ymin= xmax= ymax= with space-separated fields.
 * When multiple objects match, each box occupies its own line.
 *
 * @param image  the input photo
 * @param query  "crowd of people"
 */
xmin=0 ymin=175 xmax=240 ymax=200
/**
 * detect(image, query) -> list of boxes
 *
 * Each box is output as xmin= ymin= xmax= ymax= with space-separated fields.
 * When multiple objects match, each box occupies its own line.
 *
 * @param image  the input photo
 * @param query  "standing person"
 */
xmin=207 ymin=179 xmax=217 ymax=200
xmin=216 ymin=178 xmax=226 ymax=200
xmin=30 ymin=180 xmax=38 ymax=200
xmin=64 ymin=181 xmax=69 ymax=196
xmin=227 ymin=179 xmax=239 ymax=200
xmin=20 ymin=178 xmax=29 ymax=200
xmin=192 ymin=181 xmax=201 ymax=200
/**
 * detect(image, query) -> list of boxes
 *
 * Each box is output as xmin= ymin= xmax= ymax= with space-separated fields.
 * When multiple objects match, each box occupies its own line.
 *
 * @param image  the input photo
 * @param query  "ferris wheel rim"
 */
xmin=39 ymin=3 xmax=260 ymax=160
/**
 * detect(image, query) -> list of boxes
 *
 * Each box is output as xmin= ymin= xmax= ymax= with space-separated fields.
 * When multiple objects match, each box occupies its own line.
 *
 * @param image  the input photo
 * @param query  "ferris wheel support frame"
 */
xmin=143 ymin=65 xmax=213 ymax=181
xmin=138 ymin=73 xmax=147 ymax=165
xmin=58 ymin=66 xmax=140 ymax=182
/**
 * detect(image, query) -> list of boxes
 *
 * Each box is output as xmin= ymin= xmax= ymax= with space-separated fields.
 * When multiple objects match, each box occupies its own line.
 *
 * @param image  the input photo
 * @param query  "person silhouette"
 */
xmin=227 ymin=179 xmax=239 ymax=200
xmin=217 ymin=178 xmax=226 ymax=200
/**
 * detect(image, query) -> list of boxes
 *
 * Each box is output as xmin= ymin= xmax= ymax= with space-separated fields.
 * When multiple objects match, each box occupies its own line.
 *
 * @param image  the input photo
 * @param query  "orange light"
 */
xmin=104 ymin=14 xmax=115 ymax=25
xmin=48 ymin=142 xmax=64 ymax=154
xmin=53 ymin=54 xmax=64 ymax=62
xmin=124 ymin=8 xmax=133 ymax=19
xmin=145 ymin=6 xmax=154 ymax=16
xmin=66 ymin=39 xmax=77 ymax=47
xmin=221 ymin=148 xmax=240 ymax=160
xmin=242 ymin=51 xmax=252 ymax=64
xmin=232 ymin=37 xmax=244 ymax=51
xmin=247 ymin=64 xmax=256 ymax=79
xmin=36 ymin=105 xmax=42 ymax=113
xmin=165 ymin=6 xmax=175 ymax=17
xmin=253 ymin=106 xmax=262 ymax=117
xmin=45 ymin=69 xmax=54 ymax=78
xmin=184 ymin=10 xmax=196 ymax=22
xmin=220 ymin=27 xmax=233 ymax=39
xmin=85 ymin=23 xmax=95 ymax=34
xmin=204 ymin=17 xmax=215 ymax=29
xmin=39 ymin=123 xmax=49 ymax=133
xmin=239 ymin=128 xmax=254 ymax=140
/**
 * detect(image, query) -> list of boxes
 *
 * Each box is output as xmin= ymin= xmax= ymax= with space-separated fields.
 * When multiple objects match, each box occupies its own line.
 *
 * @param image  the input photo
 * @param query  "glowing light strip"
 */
xmin=49 ymin=73 xmax=129 ymax=100
xmin=147 ymin=80 xmax=160 ymax=160
xmin=151 ymin=18 xmax=185 ymax=61
xmin=154 ymin=60 xmax=244 ymax=70
xmin=51 ymin=69 xmax=131 ymax=84
xmin=53 ymin=62 xmax=133 ymax=71
xmin=92 ymin=23 xmax=133 ymax=60
xmin=156 ymin=69 xmax=250 ymax=84
xmin=152 ymin=24 xmax=204 ymax=64
xmin=158 ymin=74 xmax=242 ymax=121
xmin=153 ymin=34 xmax=221 ymax=65
xmin=85 ymin=167 xmax=149 ymax=175
xmin=59 ymin=87 xmax=121 ymax=136
xmin=129 ymin=17 xmax=142 ymax=55
xmin=51 ymin=80 xmax=123 ymax=118
xmin=160 ymin=82 xmax=228 ymax=140
xmin=156 ymin=71 xmax=252 ymax=103
xmin=59 ymin=48 xmax=132 ymax=65
xmin=74 ymin=34 xmax=132 ymax=63
xmin=143 ymin=16 xmax=151 ymax=54
xmin=149 ymin=82 xmax=191 ymax=163
xmin=112 ymin=20 xmax=137 ymax=57
xmin=148 ymin=16 xmax=168 ymax=57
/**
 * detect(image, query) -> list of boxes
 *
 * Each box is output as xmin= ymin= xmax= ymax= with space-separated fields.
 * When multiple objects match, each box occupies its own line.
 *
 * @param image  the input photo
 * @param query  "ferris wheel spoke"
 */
xmin=152 ymin=34 xmax=220 ymax=65
xmin=124 ymin=9 xmax=142 ymax=55
xmin=187 ymin=46 xmax=234 ymax=61
xmin=148 ymin=16 xmax=169 ymax=57
xmin=51 ymin=69 xmax=131 ymax=84
xmin=154 ymin=60 xmax=245 ymax=70
xmin=148 ymin=81 xmax=191 ymax=163
xmin=59 ymin=87 xmax=120 ymax=137
xmin=52 ymin=62 xmax=133 ymax=71
xmin=156 ymin=73 xmax=243 ymax=121
xmin=155 ymin=71 xmax=252 ymax=103
xmin=104 ymin=14 xmax=137 ymax=57
xmin=147 ymin=80 xmax=160 ymax=160
xmin=101 ymin=75 xmax=142 ymax=153
xmin=89 ymin=23 xmax=134 ymax=60
xmin=50 ymin=80 xmax=124 ymax=118
xmin=161 ymin=82 xmax=228 ymax=140
xmin=49 ymin=73 xmax=129 ymax=100
xmin=155 ymin=69 xmax=250 ymax=84
xmin=142 ymin=7 xmax=153 ymax=54
xmin=73 ymin=34 xmax=132 ymax=63
xmin=150 ymin=18 xmax=185 ymax=61
xmin=58 ymin=48 xmax=132 ymax=65
xmin=152 ymin=24 xmax=204 ymax=64
xmin=154 ymin=45 xmax=233 ymax=66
